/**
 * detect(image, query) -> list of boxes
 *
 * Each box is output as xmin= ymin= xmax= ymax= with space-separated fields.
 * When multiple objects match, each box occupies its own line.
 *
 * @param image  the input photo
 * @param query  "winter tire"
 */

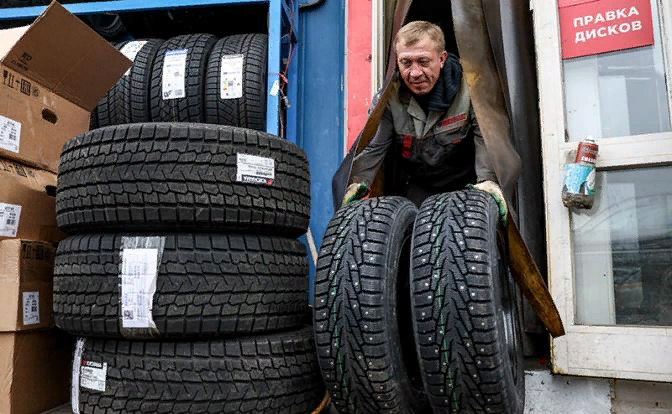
xmin=313 ymin=197 xmax=430 ymax=414
xmin=94 ymin=41 xmax=129 ymax=128
xmin=54 ymin=233 xmax=309 ymax=339
xmin=72 ymin=326 xmax=325 ymax=414
xmin=410 ymin=190 xmax=525 ymax=414
xmin=55 ymin=123 xmax=311 ymax=236
xmin=205 ymin=34 xmax=268 ymax=130
xmin=150 ymin=34 xmax=217 ymax=122
xmin=94 ymin=39 xmax=163 ymax=127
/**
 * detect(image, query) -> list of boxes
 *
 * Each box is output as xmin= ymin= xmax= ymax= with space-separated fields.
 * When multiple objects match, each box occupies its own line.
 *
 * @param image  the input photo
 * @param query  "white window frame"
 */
xmin=533 ymin=0 xmax=672 ymax=381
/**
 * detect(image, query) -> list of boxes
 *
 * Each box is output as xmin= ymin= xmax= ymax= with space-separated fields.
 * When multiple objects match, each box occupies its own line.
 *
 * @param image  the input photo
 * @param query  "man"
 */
xmin=342 ymin=21 xmax=508 ymax=225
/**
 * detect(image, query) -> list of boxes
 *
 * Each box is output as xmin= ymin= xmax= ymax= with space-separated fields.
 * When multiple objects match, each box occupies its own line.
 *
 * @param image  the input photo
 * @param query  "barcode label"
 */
xmin=0 ymin=115 xmax=21 ymax=153
xmin=72 ymin=338 xmax=85 ymax=413
xmin=120 ymin=40 xmax=148 ymax=76
xmin=121 ymin=248 xmax=159 ymax=328
xmin=236 ymin=153 xmax=275 ymax=185
xmin=162 ymin=49 xmax=187 ymax=100
xmin=80 ymin=360 xmax=107 ymax=392
xmin=220 ymin=54 xmax=244 ymax=99
xmin=0 ymin=203 xmax=21 ymax=237
xmin=22 ymin=291 xmax=40 ymax=325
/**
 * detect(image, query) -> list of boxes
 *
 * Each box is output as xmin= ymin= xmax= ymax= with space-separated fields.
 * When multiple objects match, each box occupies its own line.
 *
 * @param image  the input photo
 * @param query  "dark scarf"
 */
xmin=414 ymin=53 xmax=463 ymax=113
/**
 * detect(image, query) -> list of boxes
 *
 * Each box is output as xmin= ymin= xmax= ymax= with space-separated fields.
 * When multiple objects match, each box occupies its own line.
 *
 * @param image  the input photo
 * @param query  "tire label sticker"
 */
xmin=72 ymin=338 xmax=85 ymax=413
xmin=162 ymin=49 xmax=187 ymax=100
xmin=0 ymin=203 xmax=21 ymax=237
xmin=120 ymin=40 xmax=148 ymax=76
xmin=80 ymin=360 xmax=107 ymax=392
xmin=22 ymin=291 xmax=39 ymax=325
xmin=0 ymin=115 xmax=21 ymax=153
xmin=121 ymin=248 xmax=159 ymax=328
xmin=236 ymin=153 xmax=275 ymax=185
xmin=220 ymin=54 xmax=244 ymax=99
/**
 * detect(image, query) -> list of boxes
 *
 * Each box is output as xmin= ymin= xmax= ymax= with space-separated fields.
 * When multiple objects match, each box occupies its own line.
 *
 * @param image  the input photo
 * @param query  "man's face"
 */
xmin=396 ymin=35 xmax=448 ymax=96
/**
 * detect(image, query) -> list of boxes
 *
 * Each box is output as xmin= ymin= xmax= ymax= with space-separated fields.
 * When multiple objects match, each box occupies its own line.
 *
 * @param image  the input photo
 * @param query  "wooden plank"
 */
xmin=507 ymin=211 xmax=566 ymax=338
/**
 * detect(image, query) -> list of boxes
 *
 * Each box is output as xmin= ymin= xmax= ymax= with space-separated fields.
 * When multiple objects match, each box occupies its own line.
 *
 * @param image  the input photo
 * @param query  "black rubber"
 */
xmin=55 ymin=123 xmax=311 ymax=237
xmin=95 ymin=41 xmax=129 ymax=128
xmin=73 ymin=326 xmax=326 ymax=414
xmin=410 ymin=190 xmax=525 ymax=414
xmin=313 ymin=197 xmax=429 ymax=414
xmin=205 ymin=34 xmax=268 ymax=130
xmin=83 ymin=13 xmax=127 ymax=41
xmin=53 ymin=233 xmax=309 ymax=339
xmin=150 ymin=34 xmax=218 ymax=122
xmin=128 ymin=39 xmax=164 ymax=123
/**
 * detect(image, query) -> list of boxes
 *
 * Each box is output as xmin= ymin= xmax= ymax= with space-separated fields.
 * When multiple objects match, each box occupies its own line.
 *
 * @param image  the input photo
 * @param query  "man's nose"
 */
xmin=410 ymin=65 xmax=423 ymax=78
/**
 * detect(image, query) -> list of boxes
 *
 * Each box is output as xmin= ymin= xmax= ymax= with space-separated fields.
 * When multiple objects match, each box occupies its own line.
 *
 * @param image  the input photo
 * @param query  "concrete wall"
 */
xmin=525 ymin=367 xmax=672 ymax=413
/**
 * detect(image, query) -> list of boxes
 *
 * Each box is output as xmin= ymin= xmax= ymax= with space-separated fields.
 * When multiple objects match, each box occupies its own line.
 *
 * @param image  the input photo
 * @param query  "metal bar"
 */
xmin=265 ymin=0 xmax=281 ymax=135
xmin=0 ymin=0 xmax=266 ymax=20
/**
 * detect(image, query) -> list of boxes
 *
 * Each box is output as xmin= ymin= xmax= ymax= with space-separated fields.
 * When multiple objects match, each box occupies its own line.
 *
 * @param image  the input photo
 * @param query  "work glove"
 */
xmin=342 ymin=182 xmax=369 ymax=207
xmin=467 ymin=180 xmax=508 ymax=227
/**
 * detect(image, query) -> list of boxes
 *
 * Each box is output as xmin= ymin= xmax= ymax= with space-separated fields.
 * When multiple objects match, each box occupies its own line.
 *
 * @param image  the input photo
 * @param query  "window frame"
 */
xmin=533 ymin=0 xmax=672 ymax=381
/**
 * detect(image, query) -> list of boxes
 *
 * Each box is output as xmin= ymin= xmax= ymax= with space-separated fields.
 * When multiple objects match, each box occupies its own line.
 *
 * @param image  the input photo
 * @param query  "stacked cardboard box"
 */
xmin=0 ymin=2 xmax=131 ymax=413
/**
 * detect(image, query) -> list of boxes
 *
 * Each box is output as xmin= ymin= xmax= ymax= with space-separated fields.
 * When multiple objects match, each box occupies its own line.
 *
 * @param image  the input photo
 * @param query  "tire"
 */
xmin=96 ymin=39 xmax=164 ymax=127
xmin=205 ymin=34 xmax=268 ymax=130
xmin=54 ymin=233 xmax=309 ymax=339
xmin=55 ymin=123 xmax=311 ymax=237
xmin=313 ymin=197 xmax=429 ymax=414
xmin=410 ymin=190 xmax=525 ymax=414
xmin=95 ymin=41 xmax=128 ymax=128
xmin=128 ymin=39 xmax=164 ymax=123
xmin=72 ymin=327 xmax=326 ymax=414
xmin=150 ymin=34 xmax=217 ymax=122
xmin=83 ymin=13 xmax=127 ymax=41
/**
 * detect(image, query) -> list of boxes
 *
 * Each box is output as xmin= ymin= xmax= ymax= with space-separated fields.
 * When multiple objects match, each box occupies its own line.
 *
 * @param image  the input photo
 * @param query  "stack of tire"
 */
xmin=53 ymin=33 xmax=325 ymax=413
xmin=314 ymin=192 xmax=525 ymax=414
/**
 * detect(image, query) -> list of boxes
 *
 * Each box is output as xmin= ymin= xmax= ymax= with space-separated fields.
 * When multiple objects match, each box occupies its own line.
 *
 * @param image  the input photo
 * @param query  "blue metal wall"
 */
xmin=297 ymin=0 xmax=346 ymax=303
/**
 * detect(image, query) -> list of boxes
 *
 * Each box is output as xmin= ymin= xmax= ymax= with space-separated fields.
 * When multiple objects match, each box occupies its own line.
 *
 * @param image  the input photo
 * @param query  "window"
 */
xmin=563 ymin=0 xmax=672 ymax=140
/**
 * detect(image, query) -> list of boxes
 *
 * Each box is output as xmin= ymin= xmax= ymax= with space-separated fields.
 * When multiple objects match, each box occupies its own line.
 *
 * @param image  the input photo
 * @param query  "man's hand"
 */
xmin=468 ymin=181 xmax=507 ymax=227
xmin=342 ymin=182 xmax=369 ymax=207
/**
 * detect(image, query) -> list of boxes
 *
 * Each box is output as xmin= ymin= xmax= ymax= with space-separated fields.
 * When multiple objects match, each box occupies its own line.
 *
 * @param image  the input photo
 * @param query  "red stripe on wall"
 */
xmin=347 ymin=0 xmax=373 ymax=150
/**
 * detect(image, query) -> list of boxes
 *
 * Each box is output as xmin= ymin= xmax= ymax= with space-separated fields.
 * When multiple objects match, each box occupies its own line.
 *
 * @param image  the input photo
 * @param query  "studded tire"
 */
xmin=53 ymin=233 xmax=309 ymax=340
xmin=55 ymin=123 xmax=311 ymax=237
xmin=410 ymin=190 xmax=525 ymax=414
xmin=313 ymin=197 xmax=430 ymax=414
xmin=71 ymin=326 xmax=325 ymax=413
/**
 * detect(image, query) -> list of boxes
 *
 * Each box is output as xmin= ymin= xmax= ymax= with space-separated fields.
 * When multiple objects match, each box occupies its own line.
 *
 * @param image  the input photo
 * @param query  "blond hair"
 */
xmin=395 ymin=21 xmax=445 ymax=53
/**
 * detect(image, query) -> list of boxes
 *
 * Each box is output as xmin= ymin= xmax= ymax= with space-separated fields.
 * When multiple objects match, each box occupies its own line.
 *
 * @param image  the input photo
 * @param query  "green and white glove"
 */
xmin=467 ymin=180 xmax=508 ymax=227
xmin=342 ymin=182 xmax=369 ymax=207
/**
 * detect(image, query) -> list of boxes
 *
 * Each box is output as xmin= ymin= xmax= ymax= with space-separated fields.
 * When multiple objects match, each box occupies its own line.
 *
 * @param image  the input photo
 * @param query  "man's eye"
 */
xmin=419 ymin=60 xmax=429 ymax=66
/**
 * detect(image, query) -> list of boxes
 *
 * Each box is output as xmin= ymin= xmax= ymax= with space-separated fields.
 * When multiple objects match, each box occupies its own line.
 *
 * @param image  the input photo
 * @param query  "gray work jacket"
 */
xmin=350 ymin=76 xmax=496 ymax=192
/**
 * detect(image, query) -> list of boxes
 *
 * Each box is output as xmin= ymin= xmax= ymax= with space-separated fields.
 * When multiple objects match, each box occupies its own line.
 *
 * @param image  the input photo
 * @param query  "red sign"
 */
xmin=559 ymin=0 xmax=654 ymax=59
xmin=558 ymin=0 xmax=597 ymax=8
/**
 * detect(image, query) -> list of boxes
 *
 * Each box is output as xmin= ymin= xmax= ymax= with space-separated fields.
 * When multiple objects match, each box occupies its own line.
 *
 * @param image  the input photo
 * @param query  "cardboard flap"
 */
xmin=0 ymin=1 xmax=132 ymax=111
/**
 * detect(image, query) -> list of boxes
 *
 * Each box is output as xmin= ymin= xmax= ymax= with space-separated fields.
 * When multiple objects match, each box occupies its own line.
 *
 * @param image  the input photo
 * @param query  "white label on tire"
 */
xmin=120 ymin=40 xmax=148 ymax=76
xmin=72 ymin=338 xmax=85 ymax=413
xmin=0 ymin=203 xmax=21 ymax=237
xmin=0 ymin=115 xmax=21 ymax=153
xmin=220 ymin=54 xmax=244 ymax=99
xmin=236 ymin=153 xmax=275 ymax=185
xmin=121 ymin=248 xmax=159 ymax=328
xmin=80 ymin=360 xmax=107 ymax=392
xmin=22 ymin=291 xmax=39 ymax=325
xmin=162 ymin=49 xmax=187 ymax=100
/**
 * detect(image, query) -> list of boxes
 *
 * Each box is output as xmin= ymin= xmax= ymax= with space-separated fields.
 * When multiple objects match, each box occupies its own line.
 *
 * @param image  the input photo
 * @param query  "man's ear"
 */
xmin=439 ymin=50 xmax=449 ymax=67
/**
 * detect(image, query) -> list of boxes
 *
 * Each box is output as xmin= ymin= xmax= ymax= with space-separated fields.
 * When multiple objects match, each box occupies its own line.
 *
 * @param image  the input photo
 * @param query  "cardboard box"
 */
xmin=0 ymin=158 xmax=64 ymax=243
xmin=0 ymin=1 xmax=131 ymax=173
xmin=0 ymin=239 xmax=56 ymax=332
xmin=0 ymin=330 xmax=74 ymax=414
